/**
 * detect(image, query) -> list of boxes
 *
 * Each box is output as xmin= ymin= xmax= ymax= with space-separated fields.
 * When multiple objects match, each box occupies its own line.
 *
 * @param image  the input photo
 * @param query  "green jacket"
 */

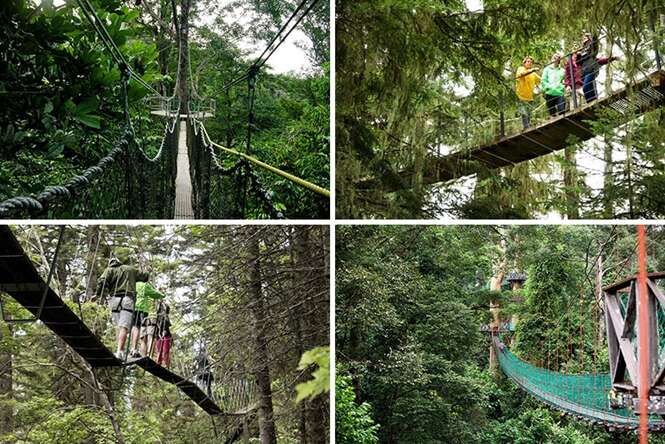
xmin=541 ymin=65 xmax=565 ymax=97
xmin=97 ymin=259 xmax=149 ymax=297
xmin=135 ymin=282 xmax=165 ymax=314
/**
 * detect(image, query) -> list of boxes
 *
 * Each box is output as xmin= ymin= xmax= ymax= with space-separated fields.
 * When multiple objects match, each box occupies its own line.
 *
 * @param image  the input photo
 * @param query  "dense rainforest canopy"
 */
xmin=336 ymin=0 xmax=665 ymax=219
xmin=336 ymin=224 xmax=665 ymax=443
xmin=0 ymin=0 xmax=329 ymax=219
xmin=0 ymin=225 xmax=329 ymax=443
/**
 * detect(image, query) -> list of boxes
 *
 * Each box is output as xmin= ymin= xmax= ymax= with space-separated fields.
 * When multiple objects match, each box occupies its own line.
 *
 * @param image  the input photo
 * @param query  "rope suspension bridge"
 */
xmin=0 ymin=225 xmax=258 ymax=422
xmin=488 ymin=227 xmax=665 ymax=439
xmin=0 ymin=0 xmax=329 ymax=219
xmin=357 ymin=18 xmax=665 ymax=193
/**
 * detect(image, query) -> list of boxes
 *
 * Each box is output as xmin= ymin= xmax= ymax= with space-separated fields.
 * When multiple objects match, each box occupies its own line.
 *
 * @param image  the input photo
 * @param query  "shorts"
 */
xmin=140 ymin=317 xmax=157 ymax=338
xmin=132 ymin=310 xmax=148 ymax=329
xmin=109 ymin=294 xmax=135 ymax=329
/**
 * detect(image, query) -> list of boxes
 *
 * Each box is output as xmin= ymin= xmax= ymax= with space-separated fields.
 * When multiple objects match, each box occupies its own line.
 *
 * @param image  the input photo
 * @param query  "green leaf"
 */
xmin=295 ymin=346 xmax=330 ymax=403
xmin=76 ymin=97 xmax=99 ymax=115
xmin=74 ymin=114 xmax=101 ymax=129
xmin=64 ymin=99 xmax=76 ymax=114
xmin=43 ymin=101 xmax=53 ymax=114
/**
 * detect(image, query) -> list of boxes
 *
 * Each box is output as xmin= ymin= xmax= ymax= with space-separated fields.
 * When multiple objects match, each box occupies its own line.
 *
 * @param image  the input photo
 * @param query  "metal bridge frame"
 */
xmin=603 ymin=272 xmax=665 ymax=414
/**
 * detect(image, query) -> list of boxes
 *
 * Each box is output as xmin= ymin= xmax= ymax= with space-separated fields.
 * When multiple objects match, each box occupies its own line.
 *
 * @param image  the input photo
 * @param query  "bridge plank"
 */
xmin=174 ymin=120 xmax=194 ymax=219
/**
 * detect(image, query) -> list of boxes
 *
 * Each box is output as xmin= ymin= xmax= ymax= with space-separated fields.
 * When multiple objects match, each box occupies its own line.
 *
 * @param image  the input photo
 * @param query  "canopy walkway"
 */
xmin=493 ymin=260 xmax=665 ymax=432
xmin=493 ymin=336 xmax=665 ymax=431
xmin=358 ymin=69 xmax=665 ymax=193
xmin=0 ymin=0 xmax=329 ymax=219
xmin=0 ymin=226 xmax=252 ymax=417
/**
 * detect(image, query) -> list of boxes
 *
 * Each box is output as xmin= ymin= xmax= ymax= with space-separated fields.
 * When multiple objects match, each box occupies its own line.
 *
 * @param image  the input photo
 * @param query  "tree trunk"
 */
xmin=596 ymin=254 xmax=605 ymax=346
xmin=410 ymin=119 xmax=425 ymax=215
xmin=292 ymin=227 xmax=328 ymax=444
xmin=563 ymin=146 xmax=579 ymax=219
xmin=85 ymin=226 xmax=101 ymax=302
xmin=158 ymin=0 xmax=171 ymax=96
xmin=178 ymin=0 xmax=191 ymax=115
xmin=0 ymin=323 xmax=13 ymax=435
xmin=489 ymin=237 xmax=507 ymax=372
xmin=626 ymin=142 xmax=634 ymax=218
xmin=288 ymin=229 xmax=308 ymax=442
xmin=246 ymin=228 xmax=277 ymax=444
xmin=602 ymin=138 xmax=614 ymax=218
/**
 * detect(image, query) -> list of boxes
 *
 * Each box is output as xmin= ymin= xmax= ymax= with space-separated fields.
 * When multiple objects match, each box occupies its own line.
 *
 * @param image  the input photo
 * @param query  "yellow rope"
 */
xmin=199 ymin=123 xmax=330 ymax=198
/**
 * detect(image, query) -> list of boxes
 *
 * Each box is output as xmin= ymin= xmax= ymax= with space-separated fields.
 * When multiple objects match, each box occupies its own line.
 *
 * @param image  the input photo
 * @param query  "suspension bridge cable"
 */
xmin=197 ymin=121 xmax=330 ymax=197
xmin=253 ymin=0 xmax=310 ymax=66
xmin=221 ymin=0 xmax=318 ymax=90
xmin=76 ymin=0 xmax=163 ymax=97
xmin=254 ymin=0 xmax=320 ymax=70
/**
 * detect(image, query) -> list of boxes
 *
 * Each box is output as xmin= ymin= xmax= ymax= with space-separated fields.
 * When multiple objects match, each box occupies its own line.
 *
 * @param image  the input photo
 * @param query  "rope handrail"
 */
xmin=197 ymin=120 xmax=330 ymax=197
xmin=0 ymin=130 xmax=130 ymax=218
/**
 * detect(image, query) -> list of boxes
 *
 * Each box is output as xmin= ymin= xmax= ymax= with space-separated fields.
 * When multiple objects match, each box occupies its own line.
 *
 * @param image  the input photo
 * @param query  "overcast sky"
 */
xmin=198 ymin=4 xmax=312 ymax=75
xmin=49 ymin=0 xmax=313 ymax=75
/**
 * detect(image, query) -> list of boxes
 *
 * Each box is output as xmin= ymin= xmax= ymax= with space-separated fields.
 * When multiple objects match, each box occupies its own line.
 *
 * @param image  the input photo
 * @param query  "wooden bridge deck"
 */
xmin=358 ymin=70 xmax=665 ymax=192
xmin=0 ymin=226 xmax=223 ymax=415
xmin=174 ymin=120 xmax=194 ymax=219
xmin=150 ymin=110 xmax=214 ymax=118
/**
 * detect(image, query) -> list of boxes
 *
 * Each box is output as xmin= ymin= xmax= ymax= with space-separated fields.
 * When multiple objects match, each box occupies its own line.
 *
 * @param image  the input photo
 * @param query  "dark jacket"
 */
xmin=564 ymin=53 xmax=611 ymax=88
xmin=195 ymin=352 xmax=214 ymax=381
xmin=156 ymin=302 xmax=172 ymax=337
xmin=97 ymin=259 xmax=149 ymax=297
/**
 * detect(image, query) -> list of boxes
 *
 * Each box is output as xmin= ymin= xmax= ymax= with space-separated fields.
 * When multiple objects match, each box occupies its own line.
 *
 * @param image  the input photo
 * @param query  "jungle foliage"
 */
xmin=336 ymin=224 xmax=665 ymax=443
xmin=0 ymin=0 xmax=329 ymax=218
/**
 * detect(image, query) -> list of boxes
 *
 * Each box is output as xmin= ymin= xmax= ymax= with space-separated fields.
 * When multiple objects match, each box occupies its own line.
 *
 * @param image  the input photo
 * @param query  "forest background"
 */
xmin=1 ymin=0 xmax=329 ymax=218
xmin=336 ymin=0 xmax=665 ymax=219
xmin=0 ymin=225 xmax=329 ymax=443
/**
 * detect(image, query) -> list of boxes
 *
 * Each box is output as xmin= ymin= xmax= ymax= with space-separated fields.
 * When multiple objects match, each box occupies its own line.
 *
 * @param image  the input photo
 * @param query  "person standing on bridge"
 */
xmin=155 ymin=301 xmax=173 ymax=368
xmin=577 ymin=32 xmax=619 ymax=103
xmin=133 ymin=281 xmax=164 ymax=358
xmin=541 ymin=53 xmax=566 ymax=116
xmin=564 ymin=47 xmax=584 ymax=110
xmin=97 ymin=248 xmax=149 ymax=361
xmin=515 ymin=56 xmax=541 ymax=129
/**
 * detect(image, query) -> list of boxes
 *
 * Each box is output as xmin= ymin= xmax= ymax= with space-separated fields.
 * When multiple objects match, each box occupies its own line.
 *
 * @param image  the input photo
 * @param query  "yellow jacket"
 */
xmin=515 ymin=66 xmax=541 ymax=102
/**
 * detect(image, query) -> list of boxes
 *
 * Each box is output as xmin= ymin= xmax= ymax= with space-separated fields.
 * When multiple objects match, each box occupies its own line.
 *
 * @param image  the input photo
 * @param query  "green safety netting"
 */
xmin=494 ymin=337 xmax=665 ymax=429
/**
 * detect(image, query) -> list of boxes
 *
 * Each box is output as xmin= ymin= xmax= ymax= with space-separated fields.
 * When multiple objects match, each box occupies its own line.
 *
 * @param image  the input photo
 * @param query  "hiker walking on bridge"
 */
xmin=515 ymin=56 xmax=541 ymax=129
xmin=133 ymin=281 xmax=164 ymax=358
xmin=96 ymin=248 xmax=149 ymax=361
xmin=155 ymin=301 xmax=173 ymax=368
xmin=195 ymin=348 xmax=215 ymax=399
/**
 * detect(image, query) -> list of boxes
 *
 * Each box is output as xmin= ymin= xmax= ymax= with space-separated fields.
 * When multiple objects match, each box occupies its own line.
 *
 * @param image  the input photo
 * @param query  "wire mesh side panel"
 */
xmin=129 ymin=119 xmax=179 ymax=219
xmin=214 ymin=369 xmax=257 ymax=414
xmin=495 ymin=340 xmax=665 ymax=427
xmin=42 ymin=147 xmax=130 ymax=219
xmin=17 ymin=136 xmax=132 ymax=219
xmin=188 ymin=118 xmax=208 ymax=219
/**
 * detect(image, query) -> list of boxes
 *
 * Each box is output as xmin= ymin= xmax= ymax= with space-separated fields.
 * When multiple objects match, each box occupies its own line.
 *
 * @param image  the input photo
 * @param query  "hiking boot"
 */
xmin=130 ymin=350 xmax=141 ymax=359
xmin=115 ymin=350 xmax=126 ymax=361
